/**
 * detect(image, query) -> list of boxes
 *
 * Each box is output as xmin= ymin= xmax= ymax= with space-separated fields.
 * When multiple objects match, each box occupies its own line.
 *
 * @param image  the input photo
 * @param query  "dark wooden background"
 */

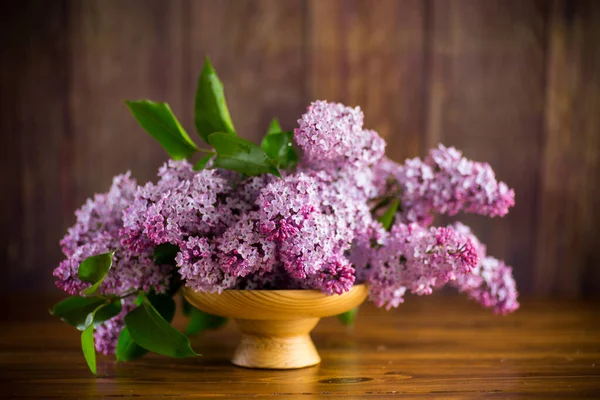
xmin=1 ymin=0 xmax=599 ymax=296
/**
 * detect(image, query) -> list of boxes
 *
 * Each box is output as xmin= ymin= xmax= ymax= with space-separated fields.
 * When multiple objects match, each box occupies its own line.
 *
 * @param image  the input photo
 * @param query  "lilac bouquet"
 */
xmin=51 ymin=59 xmax=518 ymax=375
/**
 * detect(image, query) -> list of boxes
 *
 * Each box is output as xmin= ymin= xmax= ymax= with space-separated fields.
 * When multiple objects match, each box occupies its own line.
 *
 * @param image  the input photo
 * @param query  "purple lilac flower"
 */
xmin=175 ymin=235 xmax=239 ymax=293
xmin=373 ymin=145 xmax=515 ymax=225
xmin=449 ymin=223 xmax=519 ymax=315
xmin=120 ymin=160 xmax=234 ymax=251
xmin=256 ymin=171 xmax=356 ymax=291
xmin=217 ymin=211 xmax=278 ymax=278
xmin=294 ymin=101 xmax=385 ymax=170
xmin=299 ymin=255 xmax=355 ymax=295
xmin=368 ymin=222 xmax=479 ymax=309
xmin=177 ymin=169 xmax=369 ymax=295
xmin=54 ymin=174 xmax=173 ymax=356
xmin=349 ymin=220 xmax=387 ymax=282
xmin=54 ymin=173 xmax=172 ymax=297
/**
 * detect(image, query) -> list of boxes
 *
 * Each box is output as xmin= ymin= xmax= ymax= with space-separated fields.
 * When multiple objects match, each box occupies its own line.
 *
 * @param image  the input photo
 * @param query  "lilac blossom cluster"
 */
xmin=54 ymin=100 xmax=520 ymax=355
xmin=449 ymin=223 xmax=519 ymax=315
xmin=367 ymin=223 xmax=480 ymax=309
xmin=362 ymin=139 xmax=518 ymax=314
xmin=373 ymin=145 xmax=515 ymax=225
xmin=54 ymin=173 xmax=173 ymax=297
xmin=53 ymin=173 xmax=173 ymax=354
xmin=167 ymin=100 xmax=386 ymax=295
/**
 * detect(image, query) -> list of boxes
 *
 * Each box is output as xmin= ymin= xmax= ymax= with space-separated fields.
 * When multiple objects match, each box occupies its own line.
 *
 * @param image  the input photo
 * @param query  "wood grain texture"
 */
xmin=183 ymin=285 xmax=369 ymax=319
xmin=184 ymin=286 xmax=368 ymax=369
xmin=185 ymin=0 xmax=307 ymax=142
xmin=534 ymin=0 xmax=600 ymax=298
xmin=1 ymin=295 xmax=599 ymax=398
xmin=308 ymin=0 xmax=425 ymax=160
xmin=0 ymin=1 xmax=70 ymax=291
xmin=232 ymin=318 xmax=322 ymax=369
xmin=68 ymin=0 xmax=186 ymax=200
xmin=426 ymin=0 xmax=549 ymax=294
xmin=1 ymin=0 xmax=600 ymax=296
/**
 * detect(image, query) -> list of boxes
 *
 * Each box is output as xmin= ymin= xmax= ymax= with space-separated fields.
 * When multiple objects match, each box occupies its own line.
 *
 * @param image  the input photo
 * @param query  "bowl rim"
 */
xmin=183 ymin=283 xmax=368 ymax=296
xmin=182 ymin=284 xmax=369 ymax=319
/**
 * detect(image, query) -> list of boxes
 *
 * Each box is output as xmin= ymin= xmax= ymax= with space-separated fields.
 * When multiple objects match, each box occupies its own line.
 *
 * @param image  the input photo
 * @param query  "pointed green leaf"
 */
xmin=93 ymin=301 xmax=122 ymax=327
xmin=125 ymin=300 xmax=199 ymax=358
xmin=337 ymin=307 xmax=359 ymax=326
xmin=50 ymin=296 xmax=107 ymax=330
xmin=266 ymin=118 xmax=282 ymax=135
xmin=79 ymin=302 xmax=112 ymax=375
xmin=81 ymin=324 xmax=97 ymax=375
xmin=208 ymin=132 xmax=281 ymax=177
xmin=377 ymin=199 xmax=400 ymax=231
xmin=78 ymin=251 xmax=114 ymax=295
xmin=147 ymin=292 xmax=176 ymax=323
xmin=194 ymin=58 xmax=236 ymax=142
xmin=185 ymin=308 xmax=228 ymax=336
xmin=261 ymin=131 xmax=297 ymax=169
xmin=116 ymin=327 xmax=148 ymax=362
xmin=126 ymin=100 xmax=198 ymax=160
xmin=193 ymin=153 xmax=214 ymax=171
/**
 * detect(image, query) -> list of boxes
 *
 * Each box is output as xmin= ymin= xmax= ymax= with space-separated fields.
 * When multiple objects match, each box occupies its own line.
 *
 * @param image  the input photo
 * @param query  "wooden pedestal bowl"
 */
xmin=182 ymin=284 xmax=369 ymax=369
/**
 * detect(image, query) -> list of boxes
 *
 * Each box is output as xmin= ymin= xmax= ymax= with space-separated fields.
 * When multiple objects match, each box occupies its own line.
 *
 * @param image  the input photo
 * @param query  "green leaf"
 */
xmin=181 ymin=293 xmax=226 ymax=335
xmin=79 ymin=302 xmax=113 ymax=375
xmin=147 ymin=292 xmax=176 ymax=323
xmin=125 ymin=299 xmax=199 ymax=358
xmin=50 ymin=296 xmax=106 ymax=331
xmin=81 ymin=324 xmax=97 ymax=375
xmin=181 ymin=295 xmax=193 ymax=316
xmin=261 ymin=130 xmax=297 ymax=169
xmin=134 ymin=292 xmax=145 ymax=306
xmin=126 ymin=100 xmax=198 ymax=160
xmin=116 ymin=327 xmax=148 ymax=362
xmin=208 ymin=132 xmax=281 ymax=177
xmin=78 ymin=251 xmax=114 ymax=295
xmin=194 ymin=58 xmax=236 ymax=143
xmin=193 ymin=153 xmax=214 ymax=171
xmin=337 ymin=307 xmax=359 ymax=326
xmin=153 ymin=243 xmax=180 ymax=266
xmin=93 ymin=301 xmax=122 ymax=327
xmin=185 ymin=308 xmax=228 ymax=336
xmin=266 ymin=118 xmax=282 ymax=135
xmin=377 ymin=199 xmax=400 ymax=231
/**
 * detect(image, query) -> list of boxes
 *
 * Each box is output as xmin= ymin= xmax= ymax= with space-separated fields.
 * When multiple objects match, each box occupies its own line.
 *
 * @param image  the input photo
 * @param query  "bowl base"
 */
xmin=231 ymin=318 xmax=321 ymax=369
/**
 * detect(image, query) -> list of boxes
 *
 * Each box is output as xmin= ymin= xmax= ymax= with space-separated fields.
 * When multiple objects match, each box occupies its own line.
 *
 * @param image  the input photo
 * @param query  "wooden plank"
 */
xmin=534 ymin=0 xmax=600 ymax=297
xmin=2 ymin=296 xmax=600 ymax=397
xmin=426 ymin=0 xmax=549 ymax=294
xmin=64 ymin=0 xmax=186 ymax=292
xmin=0 ymin=1 xmax=70 ymax=291
xmin=68 ymin=0 xmax=186 ymax=205
xmin=185 ymin=0 xmax=307 ymax=143
xmin=308 ymin=0 xmax=425 ymax=161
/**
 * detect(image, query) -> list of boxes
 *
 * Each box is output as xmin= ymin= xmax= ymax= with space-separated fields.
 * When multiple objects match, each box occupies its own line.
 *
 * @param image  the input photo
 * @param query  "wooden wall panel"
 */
xmin=1 ymin=0 xmax=599 ymax=296
xmin=185 ymin=0 xmax=307 ymax=143
xmin=308 ymin=0 xmax=425 ymax=160
xmin=0 ymin=1 xmax=70 ymax=291
xmin=427 ymin=0 xmax=549 ymax=293
xmin=68 ymin=0 xmax=186 ymax=203
xmin=534 ymin=0 xmax=600 ymax=297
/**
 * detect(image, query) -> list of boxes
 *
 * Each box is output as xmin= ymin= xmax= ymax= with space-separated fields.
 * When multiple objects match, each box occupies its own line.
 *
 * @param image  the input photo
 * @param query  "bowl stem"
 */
xmin=231 ymin=318 xmax=321 ymax=369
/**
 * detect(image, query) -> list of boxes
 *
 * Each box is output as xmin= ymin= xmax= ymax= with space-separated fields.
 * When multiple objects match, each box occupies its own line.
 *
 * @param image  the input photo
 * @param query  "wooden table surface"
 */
xmin=1 ymin=295 xmax=599 ymax=399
